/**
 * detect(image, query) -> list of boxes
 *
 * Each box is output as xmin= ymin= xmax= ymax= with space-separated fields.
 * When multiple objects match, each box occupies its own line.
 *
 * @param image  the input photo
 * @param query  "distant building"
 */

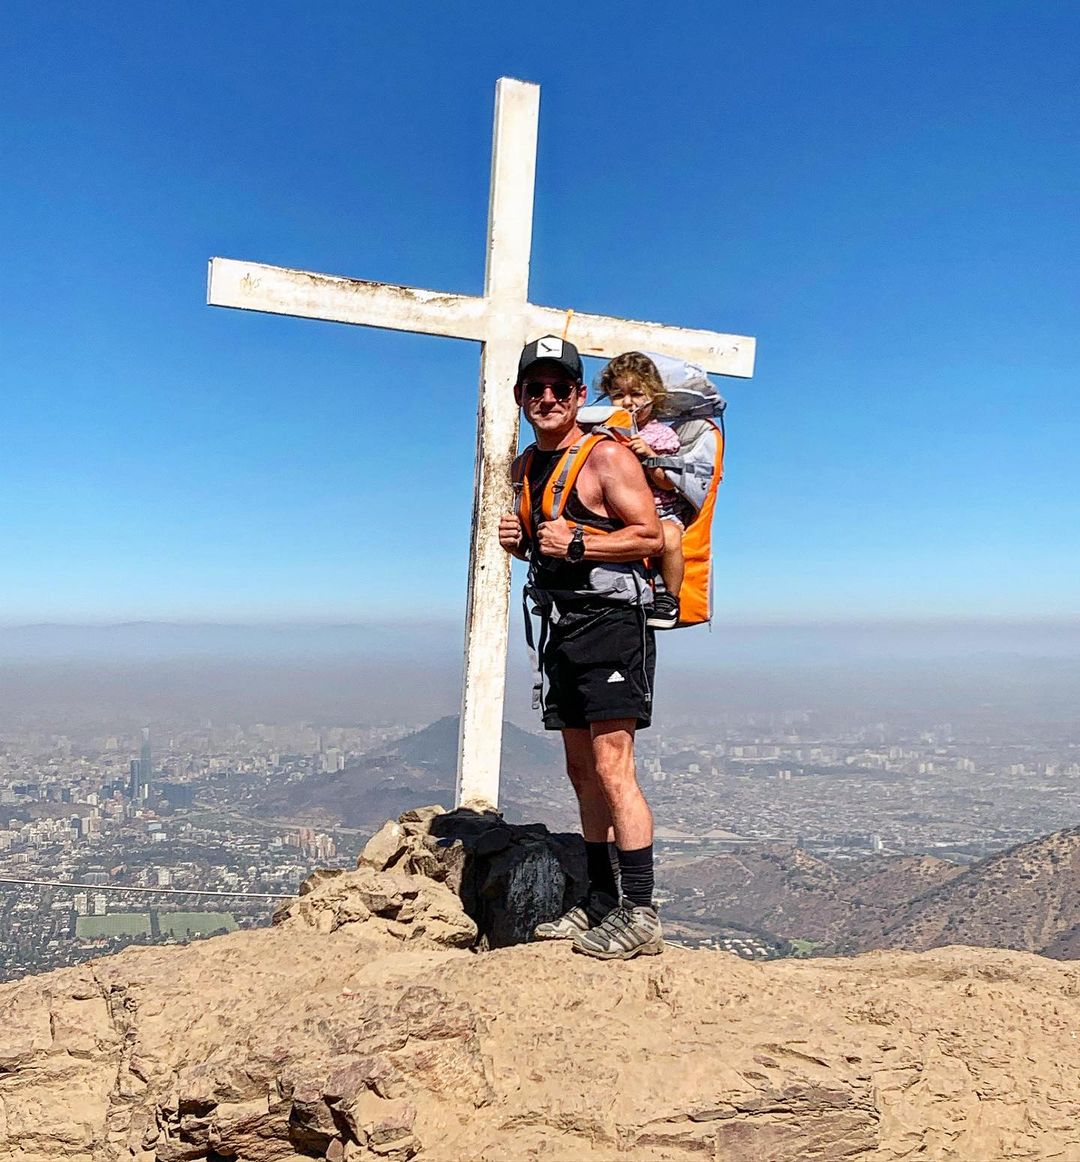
xmin=159 ymin=782 xmax=195 ymax=810
xmin=129 ymin=728 xmax=153 ymax=800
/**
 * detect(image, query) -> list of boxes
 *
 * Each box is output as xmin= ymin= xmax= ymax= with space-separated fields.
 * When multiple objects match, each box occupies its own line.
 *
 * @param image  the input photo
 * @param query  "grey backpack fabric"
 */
xmin=640 ymin=353 xmax=725 ymax=513
xmin=648 ymin=417 xmax=721 ymax=514
xmin=644 ymin=351 xmax=727 ymax=420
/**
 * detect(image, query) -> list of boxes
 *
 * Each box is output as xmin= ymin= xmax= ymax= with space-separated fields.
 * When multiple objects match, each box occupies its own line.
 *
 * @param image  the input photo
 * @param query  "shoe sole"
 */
xmin=533 ymin=928 xmax=581 ymax=941
xmin=646 ymin=616 xmax=679 ymax=629
xmin=571 ymin=937 xmax=665 ymax=960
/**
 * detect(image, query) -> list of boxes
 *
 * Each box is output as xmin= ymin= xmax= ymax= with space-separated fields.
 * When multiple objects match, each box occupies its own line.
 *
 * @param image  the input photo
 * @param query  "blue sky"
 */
xmin=3 ymin=1 xmax=1078 ymax=625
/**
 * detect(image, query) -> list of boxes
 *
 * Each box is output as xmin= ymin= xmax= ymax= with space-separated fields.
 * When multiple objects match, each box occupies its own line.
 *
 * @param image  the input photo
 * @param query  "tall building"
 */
xmin=139 ymin=727 xmax=152 ymax=797
xmin=129 ymin=728 xmax=153 ymax=800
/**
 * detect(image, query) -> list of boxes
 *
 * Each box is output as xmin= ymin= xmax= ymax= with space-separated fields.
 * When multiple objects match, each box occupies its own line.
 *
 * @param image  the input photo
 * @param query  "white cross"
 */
xmin=206 ymin=76 xmax=756 ymax=812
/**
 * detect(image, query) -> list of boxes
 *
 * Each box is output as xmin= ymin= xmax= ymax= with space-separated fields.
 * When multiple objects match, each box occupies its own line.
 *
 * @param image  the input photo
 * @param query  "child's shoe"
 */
xmin=647 ymin=593 xmax=680 ymax=630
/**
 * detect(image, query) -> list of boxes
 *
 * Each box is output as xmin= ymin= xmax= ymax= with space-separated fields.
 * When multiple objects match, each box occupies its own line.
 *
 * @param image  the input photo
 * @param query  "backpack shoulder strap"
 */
xmin=542 ymin=432 xmax=609 ymax=521
xmin=512 ymin=445 xmax=537 ymax=534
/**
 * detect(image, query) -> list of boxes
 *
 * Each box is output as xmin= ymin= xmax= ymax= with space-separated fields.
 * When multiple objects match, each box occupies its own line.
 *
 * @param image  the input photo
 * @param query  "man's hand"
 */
xmin=626 ymin=435 xmax=655 ymax=460
xmin=536 ymin=516 xmax=575 ymax=559
xmin=498 ymin=513 xmax=524 ymax=554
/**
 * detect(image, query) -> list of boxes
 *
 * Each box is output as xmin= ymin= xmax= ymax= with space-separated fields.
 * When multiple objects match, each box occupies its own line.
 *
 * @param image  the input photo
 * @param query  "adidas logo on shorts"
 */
xmin=606 ymin=671 xmax=626 ymax=683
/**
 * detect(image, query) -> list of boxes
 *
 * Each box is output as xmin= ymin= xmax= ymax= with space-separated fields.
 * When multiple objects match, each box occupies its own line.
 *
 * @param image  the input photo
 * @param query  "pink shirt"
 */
xmin=638 ymin=419 xmax=691 ymax=525
xmin=638 ymin=419 xmax=680 ymax=455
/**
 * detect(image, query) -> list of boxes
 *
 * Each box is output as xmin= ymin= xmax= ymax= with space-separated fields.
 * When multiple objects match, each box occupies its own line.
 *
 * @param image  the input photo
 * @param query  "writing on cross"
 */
xmin=206 ymin=76 xmax=756 ymax=812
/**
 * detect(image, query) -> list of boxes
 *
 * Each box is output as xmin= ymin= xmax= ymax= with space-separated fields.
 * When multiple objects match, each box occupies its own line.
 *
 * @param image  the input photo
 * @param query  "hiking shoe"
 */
xmin=533 ymin=891 xmax=618 ymax=941
xmin=646 ymin=593 xmax=680 ymax=630
xmin=572 ymin=901 xmax=664 ymax=960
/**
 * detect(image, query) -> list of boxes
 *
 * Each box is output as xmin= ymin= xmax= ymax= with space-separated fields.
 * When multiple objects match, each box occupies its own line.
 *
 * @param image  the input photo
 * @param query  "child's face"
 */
xmin=607 ymin=378 xmax=653 ymax=420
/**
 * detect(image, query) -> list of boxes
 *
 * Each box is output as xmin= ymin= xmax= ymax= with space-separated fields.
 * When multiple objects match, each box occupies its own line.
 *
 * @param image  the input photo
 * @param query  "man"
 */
xmin=498 ymin=335 xmax=666 ymax=960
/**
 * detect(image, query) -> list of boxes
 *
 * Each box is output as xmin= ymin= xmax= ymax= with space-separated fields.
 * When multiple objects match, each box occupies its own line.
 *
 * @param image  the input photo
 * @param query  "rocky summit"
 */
xmin=3 ymin=808 xmax=1080 ymax=1161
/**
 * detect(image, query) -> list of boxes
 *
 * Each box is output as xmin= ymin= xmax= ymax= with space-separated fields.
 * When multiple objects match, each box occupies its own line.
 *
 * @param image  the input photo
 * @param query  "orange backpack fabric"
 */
xmin=673 ymin=418 xmax=725 ymax=626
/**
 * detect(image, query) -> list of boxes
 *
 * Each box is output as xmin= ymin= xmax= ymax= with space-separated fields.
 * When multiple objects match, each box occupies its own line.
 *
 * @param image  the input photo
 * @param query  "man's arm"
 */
xmin=536 ymin=442 xmax=663 ymax=563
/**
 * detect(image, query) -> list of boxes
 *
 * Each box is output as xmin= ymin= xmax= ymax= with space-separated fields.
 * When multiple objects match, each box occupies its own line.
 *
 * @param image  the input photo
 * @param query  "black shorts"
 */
xmin=541 ymin=605 xmax=656 ymax=732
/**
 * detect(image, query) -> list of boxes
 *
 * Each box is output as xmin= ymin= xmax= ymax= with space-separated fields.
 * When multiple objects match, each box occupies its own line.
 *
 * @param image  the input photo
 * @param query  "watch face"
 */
xmin=567 ymin=530 xmax=585 ymax=562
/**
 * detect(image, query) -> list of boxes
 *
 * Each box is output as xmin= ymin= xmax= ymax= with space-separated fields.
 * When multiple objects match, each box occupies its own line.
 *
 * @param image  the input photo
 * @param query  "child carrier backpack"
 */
xmin=581 ymin=352 xmax=726 ymax=627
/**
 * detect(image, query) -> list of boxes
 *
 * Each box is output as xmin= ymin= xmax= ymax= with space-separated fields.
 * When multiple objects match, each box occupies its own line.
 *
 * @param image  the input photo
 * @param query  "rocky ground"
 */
xmin=2 ymin=808 xmax=1080 ymax=1161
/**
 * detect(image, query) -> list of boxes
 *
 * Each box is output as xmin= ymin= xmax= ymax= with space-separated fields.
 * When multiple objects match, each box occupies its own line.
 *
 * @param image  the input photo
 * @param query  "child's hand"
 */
xmin=623 ymin=434 xmax=655 ymax=460
xmin=626 ymin=435 xmax=654 ymax=460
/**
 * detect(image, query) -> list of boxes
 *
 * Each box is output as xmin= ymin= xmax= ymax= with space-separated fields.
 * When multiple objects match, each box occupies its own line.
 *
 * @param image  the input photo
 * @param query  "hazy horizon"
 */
xmin=2 ymin=618 xmax=1078 ymax=735
xmin=3 ymin=616 xmax=1080 ymax=662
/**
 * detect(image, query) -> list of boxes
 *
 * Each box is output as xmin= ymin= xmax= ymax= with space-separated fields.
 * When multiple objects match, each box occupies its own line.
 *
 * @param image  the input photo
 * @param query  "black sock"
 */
xmin=585 ymin=841 xmax=618 ymax=899
xmin=608 ymin=841 xmax=621 ymax=895
xmin=617 ymin=845 xmax=654 ymax=909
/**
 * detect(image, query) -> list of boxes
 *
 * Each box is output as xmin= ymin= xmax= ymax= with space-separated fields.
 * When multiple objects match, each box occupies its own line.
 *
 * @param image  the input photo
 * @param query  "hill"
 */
xmin=663 ymin=826 xmax=1080 ymax=961
xmin=260 ymin=717 xmax=564 ymax=831
xmin=870 ymin=826 xmax=1080 ymax=956
xmin=662 ymin=846 xmax=962 ymax=952
xmin=2 ymin=814 xmax=1080 ymax=1161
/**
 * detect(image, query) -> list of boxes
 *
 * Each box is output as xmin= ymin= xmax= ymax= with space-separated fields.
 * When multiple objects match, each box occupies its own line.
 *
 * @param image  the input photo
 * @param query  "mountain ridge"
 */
xmin=869 ymin=825 xmax=1080 ymax=955
xmin=664 ymin=825 xmax=1080 ymax=959
xmin=261 ymin=717 xmax=562 ymax=831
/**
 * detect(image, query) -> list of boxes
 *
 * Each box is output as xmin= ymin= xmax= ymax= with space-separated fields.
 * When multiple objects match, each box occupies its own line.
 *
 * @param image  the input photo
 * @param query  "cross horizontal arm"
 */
xmin=207 ymin=258 xmax=491 ymax=342
xmin=528 ymin=304 xmax=756 ymax=378
xmin=208 ymin=258 xmax=757 ymax=377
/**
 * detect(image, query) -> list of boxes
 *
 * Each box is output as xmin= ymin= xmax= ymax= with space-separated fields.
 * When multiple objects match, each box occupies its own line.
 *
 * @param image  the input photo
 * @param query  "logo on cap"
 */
xmin=536 ymin=337 xmax=563 ymax=359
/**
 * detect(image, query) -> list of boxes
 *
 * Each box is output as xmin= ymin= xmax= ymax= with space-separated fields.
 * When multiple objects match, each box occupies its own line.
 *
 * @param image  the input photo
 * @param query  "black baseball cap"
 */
xmin=516 ymin=335 xmax=584 ymax=384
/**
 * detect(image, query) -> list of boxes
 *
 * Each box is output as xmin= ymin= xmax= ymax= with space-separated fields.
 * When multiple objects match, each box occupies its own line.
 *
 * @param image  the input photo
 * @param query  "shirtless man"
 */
xmin=498 ymin=335 xmax=666 ymax=959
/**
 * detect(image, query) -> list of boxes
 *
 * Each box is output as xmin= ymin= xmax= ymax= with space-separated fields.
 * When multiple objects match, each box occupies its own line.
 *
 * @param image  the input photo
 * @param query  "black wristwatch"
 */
xmin=566 ymin=526 xmax=586 ymax=563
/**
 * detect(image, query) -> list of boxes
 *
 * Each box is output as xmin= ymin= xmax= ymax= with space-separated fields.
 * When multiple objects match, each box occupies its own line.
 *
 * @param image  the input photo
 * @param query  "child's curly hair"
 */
xmin=598 ymin=351 xmax=668 ymax=414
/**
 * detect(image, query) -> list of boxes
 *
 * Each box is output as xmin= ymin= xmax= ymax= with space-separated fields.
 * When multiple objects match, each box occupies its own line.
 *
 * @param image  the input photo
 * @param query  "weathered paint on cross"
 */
xmin=207 ymin=76 xmax=756 ymax=811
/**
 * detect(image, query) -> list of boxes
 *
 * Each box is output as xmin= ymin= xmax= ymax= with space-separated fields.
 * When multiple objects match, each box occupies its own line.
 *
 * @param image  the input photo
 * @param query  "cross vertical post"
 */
xmin=457 ymin=78 xmax=540 ymax=810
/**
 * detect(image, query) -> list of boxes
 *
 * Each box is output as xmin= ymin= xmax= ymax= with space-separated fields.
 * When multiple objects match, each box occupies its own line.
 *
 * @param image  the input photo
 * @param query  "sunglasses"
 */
xmin=522 ymin=380 xmax=580 ymax=401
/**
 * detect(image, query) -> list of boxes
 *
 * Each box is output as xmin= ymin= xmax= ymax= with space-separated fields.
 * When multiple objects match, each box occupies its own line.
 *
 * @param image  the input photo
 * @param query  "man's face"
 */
xmin=515 ymin=360 xmax=586 ymax=436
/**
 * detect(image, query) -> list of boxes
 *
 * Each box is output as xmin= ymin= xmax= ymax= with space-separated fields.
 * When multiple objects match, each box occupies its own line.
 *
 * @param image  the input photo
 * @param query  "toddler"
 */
xmin=599 ymin=352 xmax=692 ymax=629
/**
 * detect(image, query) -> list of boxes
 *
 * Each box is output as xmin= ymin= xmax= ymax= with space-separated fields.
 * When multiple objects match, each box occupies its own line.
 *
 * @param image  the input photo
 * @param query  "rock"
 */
xmin=399 ymin=805 xmax=446 ymax=825
xmin=358 ymin=820 xmax=410 ymax=871
xmin=6 ymin=934 xmax=1080 ymax=1160
xmin=277 ymin=865 xmax=477 ymax=948
xmin=358 ymin=806 xmax=588 ymax=947
xmin=288 ymin=1086 xmax=339 ymax=1152
xmin=299 ymin=867 xmax=347 ymax=895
